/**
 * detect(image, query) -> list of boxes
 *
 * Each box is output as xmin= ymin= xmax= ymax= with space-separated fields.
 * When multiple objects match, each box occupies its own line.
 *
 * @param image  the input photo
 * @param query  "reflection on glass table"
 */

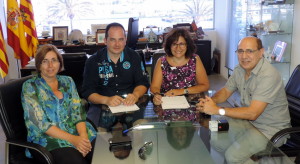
xmin=91 ymin=94 xmax=293 ymax=164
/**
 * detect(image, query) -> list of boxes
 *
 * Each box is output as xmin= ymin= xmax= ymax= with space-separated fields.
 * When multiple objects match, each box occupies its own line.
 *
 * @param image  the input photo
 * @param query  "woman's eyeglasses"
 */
xmin=41 ymin=58 xmax=59 ymax=65
xmin=171 ymin=43 xmax=187 ymax=48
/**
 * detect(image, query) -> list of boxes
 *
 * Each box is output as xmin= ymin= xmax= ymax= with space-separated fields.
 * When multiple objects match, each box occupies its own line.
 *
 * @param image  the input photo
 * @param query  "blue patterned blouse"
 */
xmin=21 ymin=75 xmax=97 ymax=157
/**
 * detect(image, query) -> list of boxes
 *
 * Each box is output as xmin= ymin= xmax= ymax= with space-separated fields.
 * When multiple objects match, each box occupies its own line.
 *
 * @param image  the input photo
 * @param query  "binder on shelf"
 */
xmin=272 ymin=40 xmax=287 ymax=62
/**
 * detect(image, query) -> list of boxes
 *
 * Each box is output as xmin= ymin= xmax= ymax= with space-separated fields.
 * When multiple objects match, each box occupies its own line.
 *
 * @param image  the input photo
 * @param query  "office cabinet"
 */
xmin=56 ymin=44 xmax=105 ymax=55
xmin=195 ymin=40 xmax=211 ymax=75
xmin=136 ymin=42 xmax=162 ymax=50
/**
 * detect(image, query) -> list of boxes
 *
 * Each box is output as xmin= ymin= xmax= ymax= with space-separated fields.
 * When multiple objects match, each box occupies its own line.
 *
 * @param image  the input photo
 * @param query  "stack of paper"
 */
xmin=109 ymin=104 xmax=139 ymax=114
xmin=161 ymin=96 xmax=190 ymax=110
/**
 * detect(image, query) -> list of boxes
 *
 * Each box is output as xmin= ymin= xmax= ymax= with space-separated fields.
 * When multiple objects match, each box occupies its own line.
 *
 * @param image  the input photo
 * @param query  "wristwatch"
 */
xmin=184 ymin=88 xmax=189 ymax=95
xmin=219 ymin=108 xmax=226 ymax=116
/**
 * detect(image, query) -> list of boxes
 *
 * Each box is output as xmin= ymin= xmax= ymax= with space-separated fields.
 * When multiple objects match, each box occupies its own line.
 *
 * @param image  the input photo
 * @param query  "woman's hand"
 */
xmin=45 ymin=125 xmax=92 ymax=157
xmin=70 ymin=135 xmax=92 ymax=157
xmin=153 ymin=94 xmax=163 ymax=105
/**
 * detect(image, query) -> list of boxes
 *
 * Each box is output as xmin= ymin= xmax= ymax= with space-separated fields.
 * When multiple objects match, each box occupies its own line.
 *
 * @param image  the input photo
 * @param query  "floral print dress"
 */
xmin=159 ymin=54 xmax=199 ymax=122
xmin=160 ymin=54 xmax=197 ymax=93
xmin=21 ymin=75 xmax=97 ymax=157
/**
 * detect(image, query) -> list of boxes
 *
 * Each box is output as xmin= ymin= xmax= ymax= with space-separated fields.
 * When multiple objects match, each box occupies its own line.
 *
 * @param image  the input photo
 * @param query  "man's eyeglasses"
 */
xmin=235 ymin=49 xmax=259 ymax=55
xmin=171 ymin=43 xmax=187 ymax=48
xmin=41 ymin=58 xmax=59 ymax=65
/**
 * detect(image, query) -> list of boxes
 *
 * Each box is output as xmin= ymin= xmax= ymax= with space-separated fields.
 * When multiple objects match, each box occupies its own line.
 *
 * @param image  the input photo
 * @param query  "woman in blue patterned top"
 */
xmin=151 ymin=28 xmax=209 ymax=105
xmin=21 ymin=44 xmax=97 ymax=164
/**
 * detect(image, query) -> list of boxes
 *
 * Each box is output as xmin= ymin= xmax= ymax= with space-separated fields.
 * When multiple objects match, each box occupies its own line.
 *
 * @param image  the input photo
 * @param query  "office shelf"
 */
xmin=229 ymin=0 xmax=294 ymax=85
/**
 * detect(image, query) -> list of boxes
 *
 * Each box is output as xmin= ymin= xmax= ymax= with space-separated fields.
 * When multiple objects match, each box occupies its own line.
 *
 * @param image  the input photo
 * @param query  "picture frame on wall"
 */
xmin=91 ymin=24 xmax=107 ymax=36
xmin=52 ymin=26 xmax=68 ymax=43
xmin=96 ymin=29 xmax=105 ymax=44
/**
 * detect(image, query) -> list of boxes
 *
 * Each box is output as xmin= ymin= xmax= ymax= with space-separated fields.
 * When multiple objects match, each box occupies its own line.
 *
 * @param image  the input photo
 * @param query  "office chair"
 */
xmin=126 ymin=17 xmax=139 ymax=50
xmin=251 ymin=65 xmax=300 ymax=162
xmin=270 ymin=64 xmax=300 ymax=157
xmin=0 ymin=76 xmax=55 ymax=164
xmin=0 ymin=75 xmax=97 ymax=164
xmin=150 ymin=52 xmax=165 ymax=81
xmin=135 ymin=50 xmax=149 ymax=76
xmin=59 ymin=52 xmax=87 ymax=97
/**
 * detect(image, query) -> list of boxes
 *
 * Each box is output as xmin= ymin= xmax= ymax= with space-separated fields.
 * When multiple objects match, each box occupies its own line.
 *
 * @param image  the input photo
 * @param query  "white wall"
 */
xmin=203 ymin=30 xmax=217 ymax=59
xmin=291 ymin=0 xmax=300 ymax=72
xmin=214 ymin=0 xmax=231 ymax=79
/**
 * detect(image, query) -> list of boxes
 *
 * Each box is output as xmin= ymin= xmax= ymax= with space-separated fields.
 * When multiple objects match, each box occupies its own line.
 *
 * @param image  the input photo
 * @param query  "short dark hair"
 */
xmin=105 ymin=22 xmax=126 ymax=39
xmin=35 ymin=44 xmax=64 ymax=73
xmin=163 ymin=28 xmax=196 ymax=59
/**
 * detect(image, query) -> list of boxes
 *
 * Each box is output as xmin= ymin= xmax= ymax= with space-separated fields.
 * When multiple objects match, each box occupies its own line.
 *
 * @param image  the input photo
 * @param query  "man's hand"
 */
xmin=123 ymin=93 xmax=138 ymax=106
xmin=196 ymin=96 xmax=219 ymax=115
xmin=106 ymin=96 xmax=124 ymax=107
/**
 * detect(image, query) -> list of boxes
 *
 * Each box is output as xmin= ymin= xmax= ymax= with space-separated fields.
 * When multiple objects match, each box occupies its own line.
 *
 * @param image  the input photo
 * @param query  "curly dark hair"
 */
xmin=163 ymin=28 xmax=196 ymax=59
xmin=166 ymin=125 xmax=195 ymax=150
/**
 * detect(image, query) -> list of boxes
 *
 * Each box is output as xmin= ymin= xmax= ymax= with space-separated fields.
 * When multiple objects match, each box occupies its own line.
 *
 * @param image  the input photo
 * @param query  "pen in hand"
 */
xmin=151 ymin=92 xmax=163 ymax=105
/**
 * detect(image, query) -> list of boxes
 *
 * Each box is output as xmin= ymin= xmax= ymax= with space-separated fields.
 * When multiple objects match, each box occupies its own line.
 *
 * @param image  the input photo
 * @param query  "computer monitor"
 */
xmin=173 ymin=23 xmax=193 ymax=32
xmin=126 ymin=17 xmax=139 ymax=50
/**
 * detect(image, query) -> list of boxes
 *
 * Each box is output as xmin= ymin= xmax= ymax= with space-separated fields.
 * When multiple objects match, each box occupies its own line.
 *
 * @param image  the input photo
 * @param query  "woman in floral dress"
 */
xmin=151 ymin=28 xmax=209 ymax=104
xmin=150 ymin=28 xmax=209 ymax=122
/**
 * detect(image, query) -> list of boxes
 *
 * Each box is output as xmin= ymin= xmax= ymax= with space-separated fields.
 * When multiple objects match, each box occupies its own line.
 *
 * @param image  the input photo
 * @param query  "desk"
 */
xmin=91 ymin=94 xmax=293 ymax=164
xmin=20 ymin=66 xmax=36 ymax=77
xmin=136 ymin=42 xmax=163 ymax=50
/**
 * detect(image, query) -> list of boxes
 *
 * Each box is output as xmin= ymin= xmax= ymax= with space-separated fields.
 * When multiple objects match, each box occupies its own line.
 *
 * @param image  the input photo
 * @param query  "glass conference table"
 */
xmin=91 ymin=94 xmax=293 ymax=164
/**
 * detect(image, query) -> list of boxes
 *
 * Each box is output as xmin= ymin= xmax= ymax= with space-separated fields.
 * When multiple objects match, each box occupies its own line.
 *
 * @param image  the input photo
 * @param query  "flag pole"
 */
xmin=16 ymin=58 xmax=21 ymax=78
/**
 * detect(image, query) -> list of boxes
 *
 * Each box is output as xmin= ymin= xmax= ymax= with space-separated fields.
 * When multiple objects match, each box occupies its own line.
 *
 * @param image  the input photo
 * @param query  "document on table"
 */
xmin=109 ymin=104 xmax=140 ymax=113
xmin=161 ymin=96 xmax=190 ymax=110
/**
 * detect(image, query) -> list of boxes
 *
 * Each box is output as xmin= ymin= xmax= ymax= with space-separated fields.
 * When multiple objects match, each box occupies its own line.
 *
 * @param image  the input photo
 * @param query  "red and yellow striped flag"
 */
xmin=7 ymin=0 xmax=30 ymax=68
xmin=0 ymin=22 xmax=9 ymax=78
xmin=20 ymin=0 xmax=38 ymax=58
